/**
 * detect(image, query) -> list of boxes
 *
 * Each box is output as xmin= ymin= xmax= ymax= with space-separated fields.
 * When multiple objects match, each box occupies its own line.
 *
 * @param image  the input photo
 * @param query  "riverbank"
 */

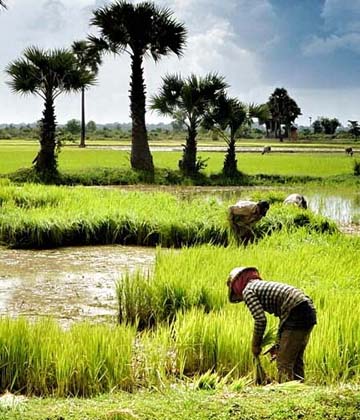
xmin=2 ymin=384 xmax=360 ymax=420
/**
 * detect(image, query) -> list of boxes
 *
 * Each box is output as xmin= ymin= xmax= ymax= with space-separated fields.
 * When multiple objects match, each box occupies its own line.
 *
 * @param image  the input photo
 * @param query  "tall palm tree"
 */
xmin=6 ymin=47 xmax=96 ymax=176
xmin=151 ymin=73 xmax=228 ymax=176
xmin=89 ymin=1 xmax=187 ymax=173
xmin=72 ymin=40 xmax=102 ymax=148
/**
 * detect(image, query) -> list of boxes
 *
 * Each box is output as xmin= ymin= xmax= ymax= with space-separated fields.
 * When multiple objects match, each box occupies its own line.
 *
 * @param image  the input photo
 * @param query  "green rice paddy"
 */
xmin=0 ymin=143 xmax=356 ymax=178
xmin=0 ymin=140 xmax=359 ymax=418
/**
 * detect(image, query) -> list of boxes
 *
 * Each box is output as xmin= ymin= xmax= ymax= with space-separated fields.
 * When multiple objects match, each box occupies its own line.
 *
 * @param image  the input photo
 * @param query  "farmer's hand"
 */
xmin=252 ymin=344 xmax=262 ymax=357
xmin=264 ymin=344 xmax=279 ymax=362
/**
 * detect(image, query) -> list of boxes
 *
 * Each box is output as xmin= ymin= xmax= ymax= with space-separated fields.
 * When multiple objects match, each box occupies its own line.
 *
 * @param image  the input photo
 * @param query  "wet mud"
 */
xmin=0 ymin=245 xmax=155 ymax=325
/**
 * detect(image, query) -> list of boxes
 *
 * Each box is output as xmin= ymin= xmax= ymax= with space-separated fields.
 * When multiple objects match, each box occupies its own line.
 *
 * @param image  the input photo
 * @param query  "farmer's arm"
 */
xmin=243 ymin=289 xmax=267 ymax=354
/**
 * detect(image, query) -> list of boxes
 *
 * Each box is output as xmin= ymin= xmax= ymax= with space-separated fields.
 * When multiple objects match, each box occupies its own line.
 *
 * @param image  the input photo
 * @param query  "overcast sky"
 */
xmin=0 ymin=0 xmax=360 ymax=126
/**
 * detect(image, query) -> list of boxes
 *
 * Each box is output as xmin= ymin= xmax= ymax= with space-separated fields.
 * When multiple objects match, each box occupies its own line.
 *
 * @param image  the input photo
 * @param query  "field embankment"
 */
xmin=2 ymin=385 xmax=360 ymax=419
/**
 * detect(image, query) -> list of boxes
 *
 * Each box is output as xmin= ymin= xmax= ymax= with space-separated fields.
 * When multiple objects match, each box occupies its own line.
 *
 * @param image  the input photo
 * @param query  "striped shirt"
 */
xmin=242 ymin=279 xmax=315 ymax=347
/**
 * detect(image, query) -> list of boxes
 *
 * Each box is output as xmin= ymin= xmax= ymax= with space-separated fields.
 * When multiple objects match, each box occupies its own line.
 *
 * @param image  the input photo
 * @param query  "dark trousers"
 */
xmin=276 ymin=327 xmax=313 ymax=383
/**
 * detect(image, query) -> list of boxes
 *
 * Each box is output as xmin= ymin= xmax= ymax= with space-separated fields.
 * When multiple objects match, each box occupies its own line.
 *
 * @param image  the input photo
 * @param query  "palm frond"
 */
xmin=90 ymin=0 xmax=187 ymax=60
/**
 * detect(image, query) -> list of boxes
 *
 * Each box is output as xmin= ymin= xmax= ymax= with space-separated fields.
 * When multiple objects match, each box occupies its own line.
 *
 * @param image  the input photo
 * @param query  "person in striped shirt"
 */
xmin=227 ymin=266 xmax=316 ymax=383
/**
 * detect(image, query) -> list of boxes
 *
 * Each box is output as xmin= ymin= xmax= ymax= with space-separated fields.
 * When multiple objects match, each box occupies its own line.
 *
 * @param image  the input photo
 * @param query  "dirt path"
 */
xmin=88 ymin=145 xmax=360 ymax=153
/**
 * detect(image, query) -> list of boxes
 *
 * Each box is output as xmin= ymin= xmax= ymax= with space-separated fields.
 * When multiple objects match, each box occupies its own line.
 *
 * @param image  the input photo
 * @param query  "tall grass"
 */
xmin=0 ymin=231 xmax=359 ymax=395
xmin=116 ymin=230 xmax=360 ymax=385
xmin=0 ymin=184 xmax=334 ymax=248
xmin=0 ymin=319 xmax=136 ymax=396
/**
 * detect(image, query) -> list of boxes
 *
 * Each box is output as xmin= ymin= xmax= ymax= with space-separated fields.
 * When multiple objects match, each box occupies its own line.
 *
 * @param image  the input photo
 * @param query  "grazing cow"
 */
xmin=345 ymin=147 xmax=353 ymax=156
xmin=283 ymin=193 xmax=307 ymax=209
xmin=262 ymin=145 xmax=271 ymax=155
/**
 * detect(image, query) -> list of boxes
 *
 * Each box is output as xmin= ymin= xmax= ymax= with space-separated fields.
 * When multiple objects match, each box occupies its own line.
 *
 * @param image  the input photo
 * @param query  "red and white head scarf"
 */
xmin=227 ymin=266 xmax=261 ymax=299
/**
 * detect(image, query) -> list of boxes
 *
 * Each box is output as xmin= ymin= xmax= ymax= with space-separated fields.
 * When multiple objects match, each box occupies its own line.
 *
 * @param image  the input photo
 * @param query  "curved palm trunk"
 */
xmin=34 ymin=95 xmax=57 ymax=175
xmin=223 ymin=132 xmax=238 ymax=177
xmin=180 ymin=123 xmax=197 ymax=176
xmin=130 ymin=52 xmax=154 ymax=172
xmin=79 ymin=87 xmax=86 ymax=148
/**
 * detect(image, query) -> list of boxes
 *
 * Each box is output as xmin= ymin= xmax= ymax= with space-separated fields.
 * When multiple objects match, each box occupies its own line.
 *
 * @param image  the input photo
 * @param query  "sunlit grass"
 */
xmin=1 ymin=230 xmax=359 ymax=397
xmin=0 ymin=183 xmax=334 ymax=248
xmin=117 ymin=230 xmax=360 ymax=385
xmin=0 ymin=141 xmax=355 ymax=178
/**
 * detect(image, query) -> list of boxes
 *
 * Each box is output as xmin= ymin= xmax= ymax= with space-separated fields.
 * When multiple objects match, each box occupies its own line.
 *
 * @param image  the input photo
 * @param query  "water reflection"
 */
xmin=0 ymin=245 xmax=155 ymax=325
xmin=308 ymin=193 xmax=360 ymax=225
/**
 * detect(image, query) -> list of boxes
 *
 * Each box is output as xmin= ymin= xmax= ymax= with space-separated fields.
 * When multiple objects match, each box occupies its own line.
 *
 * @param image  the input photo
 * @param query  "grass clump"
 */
xmin=0 ymin=318 xmax=136 ymax=396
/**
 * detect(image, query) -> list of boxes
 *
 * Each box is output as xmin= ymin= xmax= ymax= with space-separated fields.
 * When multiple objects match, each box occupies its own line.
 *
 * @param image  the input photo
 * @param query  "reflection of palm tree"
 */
xmin=7 ymin=47 xmax=96 ymax=176
xmin=89 ymin=1 xmax=187 ymax=173
xmin=72 ymin=40 xmax=102 ymax=148
xmin=151 ymin=73 xmax=228 ymax=176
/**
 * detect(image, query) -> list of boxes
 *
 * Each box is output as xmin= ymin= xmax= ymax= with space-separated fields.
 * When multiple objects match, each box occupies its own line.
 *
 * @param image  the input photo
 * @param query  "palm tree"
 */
xmin=151 ymin=73 xmax=228 ymax=176
xmin=89 ymin=1 xmax=187 ymax=173
xmin=72 ymin=40 xmax=102 ymax=148
xmin=204 ymin=100 xmax=270 ymax=176
xmin=267 ymin=88 xmax=301 ymax=141
xmin=203 ymin=95 xmax=247 ymax=177
xmin=6 ymin=47 xmax=96 ymax=176
xmin=0 ymin=1 xmax=7 ymax=9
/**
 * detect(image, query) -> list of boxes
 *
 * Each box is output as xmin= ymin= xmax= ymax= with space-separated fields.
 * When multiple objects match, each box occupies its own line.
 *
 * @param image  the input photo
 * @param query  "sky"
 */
xmin=0 ymin=0 xmax=360 ymax=126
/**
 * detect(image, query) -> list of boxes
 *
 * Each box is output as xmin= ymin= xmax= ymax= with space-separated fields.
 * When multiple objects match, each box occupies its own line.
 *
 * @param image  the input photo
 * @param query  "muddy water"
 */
xmin=0 ymin=246 xmax=155 ymax=325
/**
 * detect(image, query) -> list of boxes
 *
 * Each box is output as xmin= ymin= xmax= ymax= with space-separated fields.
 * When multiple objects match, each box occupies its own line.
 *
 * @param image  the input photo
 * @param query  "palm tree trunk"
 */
xmin=223 ymin=132 xmax=237 ymax=177
xmin=180 ymin=123 xmax=197 ymax=176
xmin=79 ymin=87 xmax=86 ymax=148
xmin=130 ymin=52 xmax=154 ymax=172
xmin=34 ymin=95 xmax=57 ymax=175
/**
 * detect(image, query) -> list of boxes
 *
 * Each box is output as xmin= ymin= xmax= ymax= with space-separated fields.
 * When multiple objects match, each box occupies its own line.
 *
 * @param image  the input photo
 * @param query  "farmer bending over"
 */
xmin=227 ymin=266 xmax=316 ymax=383
xmin=228 ymin=200 xmax=269 ymax=245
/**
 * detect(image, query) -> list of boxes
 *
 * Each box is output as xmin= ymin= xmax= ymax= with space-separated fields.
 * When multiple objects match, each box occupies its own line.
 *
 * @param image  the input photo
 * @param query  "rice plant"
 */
xmin=0 ymin=183 xmax=335 ymax=249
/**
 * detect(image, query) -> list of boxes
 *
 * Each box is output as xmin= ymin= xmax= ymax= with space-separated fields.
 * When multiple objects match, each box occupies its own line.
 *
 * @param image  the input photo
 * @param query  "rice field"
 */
xmin=0 ymin=182 xmax=335 ymax=248
xmin=0 ymin=156 xmax=358 ymax=399
xmin=1 ymin=230 xmax=359 ymax=397
xmin=0 ymin=143 xmax=356 ymax=178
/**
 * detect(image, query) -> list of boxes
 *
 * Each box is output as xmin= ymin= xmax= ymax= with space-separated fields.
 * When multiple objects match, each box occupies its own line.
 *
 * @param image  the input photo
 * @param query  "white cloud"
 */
xmin=0 ymin=0 xmax=358 ymax=126
xmin=303 ymin=32 xmax=360 ymax=56
xmin=303 ymin=0 xmax=360 ymax=56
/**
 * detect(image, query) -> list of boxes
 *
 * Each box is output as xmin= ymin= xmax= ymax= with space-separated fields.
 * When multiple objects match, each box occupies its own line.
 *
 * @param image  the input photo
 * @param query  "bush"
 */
xmin=353 ymin=160 xmax=360 ymax=176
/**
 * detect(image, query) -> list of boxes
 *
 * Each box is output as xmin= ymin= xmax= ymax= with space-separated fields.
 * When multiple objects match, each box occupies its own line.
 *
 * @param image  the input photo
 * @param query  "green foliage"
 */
xmin=65 ymin=119 xmax=81 ymax=135
xmin=267 ymin=88 xmax=301 ymax=139
xmin=0 ymin=318 xmax=136 ymax=396
xmin=86 ymin=120 xmax=97 ymax=132
xmin=314 ymin=117 xmax=341 ymax=135
xmin=348 ymin=120 xmax=360 ymax=138
xmin=353 ymin=160 xmax=360 ymax=176
xmin=151 ymin=73 xmax=228 ymax=176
